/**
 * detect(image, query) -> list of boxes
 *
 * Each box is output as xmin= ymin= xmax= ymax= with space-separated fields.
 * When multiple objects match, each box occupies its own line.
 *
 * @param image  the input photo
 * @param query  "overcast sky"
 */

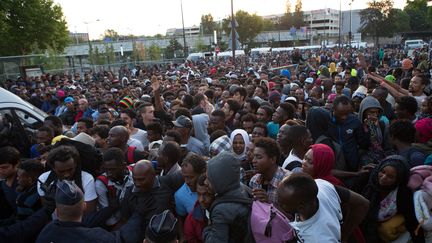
xmin=54 ymin=0 xmax=406 ymax=39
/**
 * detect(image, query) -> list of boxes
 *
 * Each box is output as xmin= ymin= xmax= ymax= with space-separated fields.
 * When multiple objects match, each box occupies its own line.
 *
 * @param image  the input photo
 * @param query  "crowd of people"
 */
xmin=0 ymin=45 xmax=432 ymax=242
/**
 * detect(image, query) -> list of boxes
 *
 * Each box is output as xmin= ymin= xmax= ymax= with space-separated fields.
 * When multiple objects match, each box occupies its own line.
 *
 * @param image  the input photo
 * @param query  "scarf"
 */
xmin=311 ymin=144 xmax=343 ymax=186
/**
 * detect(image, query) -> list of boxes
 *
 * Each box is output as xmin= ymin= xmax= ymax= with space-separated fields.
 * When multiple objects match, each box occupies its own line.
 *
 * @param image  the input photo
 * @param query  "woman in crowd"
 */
xmin=362 ymin=156 xmax=425 ymax=242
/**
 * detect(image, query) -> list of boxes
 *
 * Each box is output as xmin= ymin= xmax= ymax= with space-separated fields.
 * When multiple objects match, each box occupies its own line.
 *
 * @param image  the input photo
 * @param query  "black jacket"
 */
xmin=36 ymin=212 xmax=143 ymax=243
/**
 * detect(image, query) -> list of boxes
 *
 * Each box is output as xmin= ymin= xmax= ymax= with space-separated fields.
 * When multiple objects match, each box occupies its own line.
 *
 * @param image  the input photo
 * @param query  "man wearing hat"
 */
xmin=145 ymin=210 xmax=178 ymax=243
xmin=36 ymin=180 xmax=144 ymax=243
xmin=172 ymin=115 xmax=207 ymax=156
xmin=59 ymin=97 xmax=77 ymax=126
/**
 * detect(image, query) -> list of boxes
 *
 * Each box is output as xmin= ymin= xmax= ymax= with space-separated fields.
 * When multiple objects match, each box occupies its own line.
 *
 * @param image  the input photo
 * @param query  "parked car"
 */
xmin=0 ymin=87 xmax=47 ymax=157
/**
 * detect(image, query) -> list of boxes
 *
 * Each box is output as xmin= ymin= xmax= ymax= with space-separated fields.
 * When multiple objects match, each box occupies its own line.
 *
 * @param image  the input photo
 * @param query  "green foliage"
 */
xmin=103 ymin=29 xmax=119 ymax=41
xmin=195 ymin=38 xmax=209 ymax=52
xmin=0 ymin=0 xmax=69 ymax=56
xmin=280 ymin=0 xmax=303 ymax=30
xmin=131 ymin=42 xmax=146 ymax=62
xmin=201 ymin=14 xmax=215 ymax=35
xmin=292 ymin=0 xmax=304 ymax=28
xmin=403 ymin=0 xmax=432 ymax=31
xmin=222 ymin=10 xmax=267 ymax=47
xmin=165 ymin=38 xmax=183 ymax=58
xmin=360 ymin=0 xmax=409 ymax=45
xmin=104 ymin=44 xmax=115 ymax=64
xmin=262 ymin=19 xmax=276 ymax=31
xmin=147 ymin=43 xmax=162 ymax=60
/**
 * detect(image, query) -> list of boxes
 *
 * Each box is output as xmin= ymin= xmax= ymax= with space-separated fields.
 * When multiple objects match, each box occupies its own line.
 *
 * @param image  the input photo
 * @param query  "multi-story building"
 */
xmin=69 ymin=32 xmax=89 ymax=44
xmin=166 ymin=25 xmax=200 ymax=37
xmin=303 ymin=8 xmax=340 ymax=38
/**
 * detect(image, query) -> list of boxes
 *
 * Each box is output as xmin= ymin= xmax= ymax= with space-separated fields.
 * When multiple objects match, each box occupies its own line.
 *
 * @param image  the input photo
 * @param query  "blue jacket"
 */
xmin=327 ymin=113 xmax=370 ymax=171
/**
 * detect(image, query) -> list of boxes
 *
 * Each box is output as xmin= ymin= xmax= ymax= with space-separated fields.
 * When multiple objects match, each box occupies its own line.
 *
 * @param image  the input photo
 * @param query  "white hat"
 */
xmin=71 ymin=133 xmax=95 ymax=147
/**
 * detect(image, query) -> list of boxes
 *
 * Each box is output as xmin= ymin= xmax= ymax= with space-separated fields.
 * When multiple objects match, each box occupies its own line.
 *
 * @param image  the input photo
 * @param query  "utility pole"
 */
xmin=349 ymin=0 xmax=354 ymax=47
xmin=180 ymin=0 xmax=187 ymax=57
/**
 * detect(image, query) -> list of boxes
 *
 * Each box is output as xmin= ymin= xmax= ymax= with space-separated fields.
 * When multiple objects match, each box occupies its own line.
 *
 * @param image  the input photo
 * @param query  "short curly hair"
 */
xmin=253 ymin=137 xmax=280 ymax=163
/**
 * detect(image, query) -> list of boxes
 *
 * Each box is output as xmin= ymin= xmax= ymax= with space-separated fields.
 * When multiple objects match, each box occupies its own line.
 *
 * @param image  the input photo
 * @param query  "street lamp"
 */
xmin=349 ymin=0 xmax=354 ymax=47
xmin=231 ymin=0 xmax=236 ymax=65
xmin=83 ymin=19 xmax=100 ymax=68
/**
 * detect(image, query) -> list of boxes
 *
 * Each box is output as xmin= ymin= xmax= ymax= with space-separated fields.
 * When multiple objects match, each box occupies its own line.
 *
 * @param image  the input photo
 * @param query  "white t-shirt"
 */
xmin=130 ymin=129 xmax=149 ymax=148
xmin=290 ymin=179 xmax=343 ymax=243
xmin=128 ymin=138 xmax=144 ymax=151
xmin=37 ymin=171 xmax=98 ymax=202
xmin=410 ymin=93 xmax=427 ymax=116
xmin=282 ymin=150 xmax=303 ymax=173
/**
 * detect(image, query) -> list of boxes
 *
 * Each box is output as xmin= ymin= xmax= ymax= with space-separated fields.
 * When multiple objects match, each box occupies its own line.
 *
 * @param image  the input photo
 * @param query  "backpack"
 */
xmin=250 ymin=201 xmax=294 ymax=243
xmin=316 ymin=135 xmax=347 ymax=171
xmin=407 ymin=165 xmax=432 ymax=231
xmin=54 ymin=139 xmax=102 ymax=177
xmin=126 ymin=146 xmax=137 ymax=164
xmin=284 ymin=161 xmax=302 ymax=171
xmin=96 ymin=166 xmax=133 ymax=199
xmin=209 ymin=195 xmax=256 ymax=243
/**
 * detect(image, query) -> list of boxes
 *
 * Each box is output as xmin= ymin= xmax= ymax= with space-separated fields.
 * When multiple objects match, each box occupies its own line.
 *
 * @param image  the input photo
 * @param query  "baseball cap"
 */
xmin=145 ymin=210 xmax=178 ymax=243
xmin=172 ymin=115 xmax=193 ymax=129
xmin=55 ymin=180 xmax=83 ymax=205
xmin=385 ymin=75 xmax=396 ymax=83
xmin=64 ymin=97 xmax=74 ymax=103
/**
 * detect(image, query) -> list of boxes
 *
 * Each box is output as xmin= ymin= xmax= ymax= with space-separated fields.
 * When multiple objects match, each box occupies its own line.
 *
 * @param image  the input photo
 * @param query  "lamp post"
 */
xmin=349 ymin=0 xmax=354 ymax=47
xmin=231 ymin=0 xmax=236 ymax=66
xmin=180 ymin=0 xmax=187 ymax=57
xmin=83 ymin=19 xmax=100 ymax=69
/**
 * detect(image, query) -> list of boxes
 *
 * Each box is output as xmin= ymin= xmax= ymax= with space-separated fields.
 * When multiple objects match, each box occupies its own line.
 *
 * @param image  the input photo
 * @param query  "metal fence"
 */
xmin=0 ymin=55 xmax=185 ymax=81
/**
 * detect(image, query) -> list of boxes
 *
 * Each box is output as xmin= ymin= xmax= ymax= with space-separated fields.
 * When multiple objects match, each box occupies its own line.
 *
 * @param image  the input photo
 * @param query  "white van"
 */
xmin=405 ymin=39 xmax=426 ymax=50
xmin=0 ymin=87 xmax=47 ymax=156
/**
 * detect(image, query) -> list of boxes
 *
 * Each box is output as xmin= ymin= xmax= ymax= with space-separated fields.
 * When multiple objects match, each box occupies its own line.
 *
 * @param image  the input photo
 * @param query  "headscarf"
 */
xmin=311 ymin=144 xmax=343 ymax=186
xmin=229 ymin=129 xmax=250 ymax=160
xmin=415 ymin=118 xmax=432 ymax=143
xmin=209 ymin=135 xmax=232 ymax=157
xmin=363 ymin=155 xmax=409 ymax=199
xmin=329 ymin=62 xmax=337 ymax=74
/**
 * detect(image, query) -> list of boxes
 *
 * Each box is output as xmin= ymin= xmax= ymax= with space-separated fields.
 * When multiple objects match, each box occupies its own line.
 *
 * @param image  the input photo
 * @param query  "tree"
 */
xmin=0 ymin=0 xmax=69 ymax=56
xmin=147 ymin=44 xmax=162 ymax=60
xmin=403 ymin=0 xmax=432 ymax=31
xmin=131 ymin=42 xmax=146 ymax=62
xmin=222 ymin=10 xmax=266 ymax=48
xmin=102 ymin=29 xmax=119 ymax=42
xmin=280 ymin=0 xmax=293 ymax=30
xmin=201 ymin=14 xmax=215 ymax=35
xmin=104 ymin=44 xmax=115 ymax=64
xmin=360 ymin=0 xmax=395 ymax=45
xmin=165 ymin=38 xmax=183 ymax=58
xmin=292 ymin=0 xmax=304 ymax=28
xmin=195 ymin=38 xmax=209 ymax=52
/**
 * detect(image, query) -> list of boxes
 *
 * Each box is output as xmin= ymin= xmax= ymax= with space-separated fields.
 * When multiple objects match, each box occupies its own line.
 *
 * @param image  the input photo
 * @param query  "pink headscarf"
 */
xmin=415 ymin=118 xmax=432 ymax=143
xmin=311 ymin=144 xmax=343 ymax=186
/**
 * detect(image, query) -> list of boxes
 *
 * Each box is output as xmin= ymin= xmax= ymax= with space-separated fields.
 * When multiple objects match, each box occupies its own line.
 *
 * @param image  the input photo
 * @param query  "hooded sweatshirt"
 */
xmin=192 ymin=113 xmax=210 ymax=151
xmin=204 ymin=151 xmax=253 ymax=243
xmin=358 ymin=96 xmax=390 ymax=163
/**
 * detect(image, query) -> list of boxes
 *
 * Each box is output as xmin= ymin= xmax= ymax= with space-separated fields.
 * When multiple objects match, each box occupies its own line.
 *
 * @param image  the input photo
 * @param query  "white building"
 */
xmin=166 ymin=25 xmax=200 ymax=37
xmin=303 ymin=8 xmax=340 ymax=37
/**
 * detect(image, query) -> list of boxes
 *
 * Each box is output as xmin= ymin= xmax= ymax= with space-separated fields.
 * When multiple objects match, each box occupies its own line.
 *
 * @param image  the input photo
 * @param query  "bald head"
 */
xmin=107 ymin=125 xmax=129 ymax=148
xmin=133 ymin=160 xmax=156 ymax=192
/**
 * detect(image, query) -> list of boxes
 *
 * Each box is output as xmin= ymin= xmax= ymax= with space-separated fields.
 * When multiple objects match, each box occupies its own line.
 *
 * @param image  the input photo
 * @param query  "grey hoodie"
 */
xmin=358 ymin=96 xmax=383 ymax=122
xmin=192 ymin=113 xmax=210 ymax=151
xmin=204 ymin=151 xmax=253 ymax=243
